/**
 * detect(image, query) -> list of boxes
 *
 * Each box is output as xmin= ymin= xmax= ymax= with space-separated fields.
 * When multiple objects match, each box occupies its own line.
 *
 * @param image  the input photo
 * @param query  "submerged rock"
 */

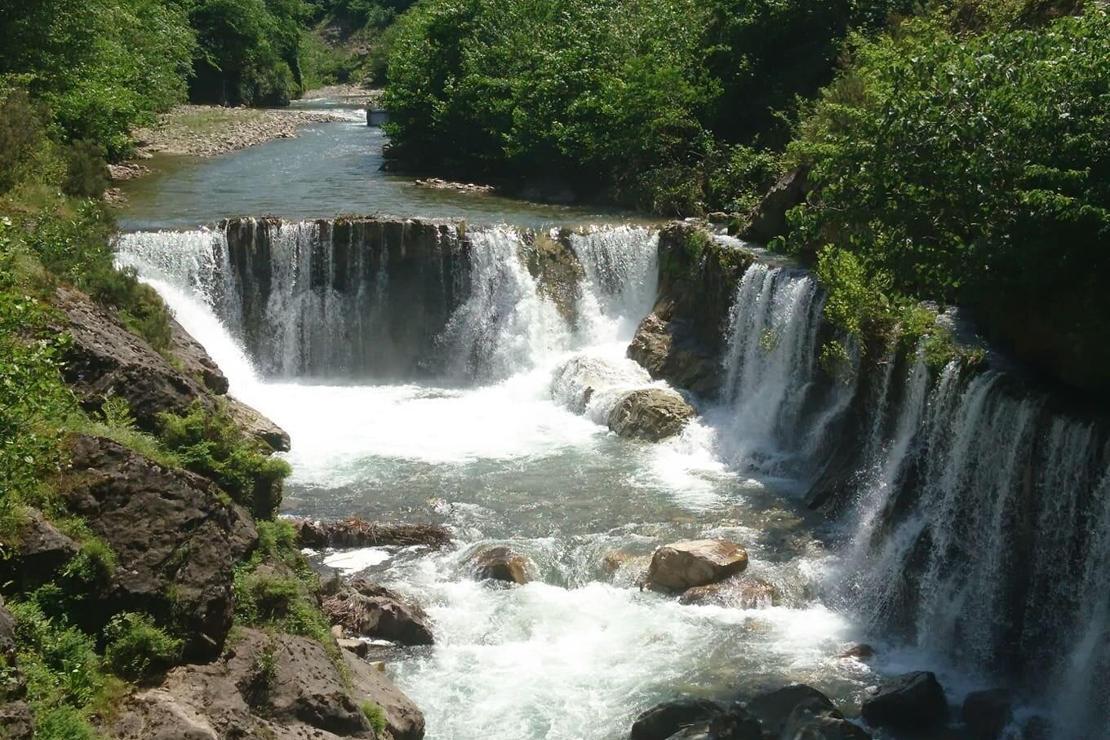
xmin=861 ymin=671 xmax=948 ymax=733
xmin=663 ymin=705 xmax=763 ymax=740
xmin=62 ymin=435 xmax=258 ymax=660
xmin=109 ymin=628 xmax=423 ymax=739
xmin=323 ymin=579 xmax=434 ymax=646
xmin=678 ymin=576 xmax=776 ymax=608
xmin=468 ymin=545 xmax=531 ymax=585
xmin=607 ymin=388 xmax=696 ymax=442
xmin=647 ymin=540 xmax=748 ymax=592
xmin=962 ymin=688 xmax=1014 ymax=740
xmin=630 ymin=699 xmax=723 ymax=740
xmin=747 ymin=684 xmax=869 ymax=740
xmin=837 ymin=643 xmax=876 ymax=661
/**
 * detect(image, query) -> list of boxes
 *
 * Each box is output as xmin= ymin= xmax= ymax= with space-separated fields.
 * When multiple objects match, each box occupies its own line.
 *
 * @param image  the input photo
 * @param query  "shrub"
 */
xmin=0 ymin=89 xmax=50 ymax=195
xmin=788 ymin=8 xmax=1110 ymax=392
xmin=102 ymin=612 xmax=183 ymax=681
xmin=159 ymin=402 xmax=291 ymax=520
xmin=62 ymin=140 xmax=109 ymax=199
xmin=361 ymin=700 xmax=387 ymax=734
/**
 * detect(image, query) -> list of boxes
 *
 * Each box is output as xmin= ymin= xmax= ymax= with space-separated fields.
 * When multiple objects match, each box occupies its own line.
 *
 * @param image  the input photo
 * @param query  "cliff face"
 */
xmin=1 ymin=282 xmax=424 ymax=740
xmin=627 ymin=223 xmax=753 ymax=397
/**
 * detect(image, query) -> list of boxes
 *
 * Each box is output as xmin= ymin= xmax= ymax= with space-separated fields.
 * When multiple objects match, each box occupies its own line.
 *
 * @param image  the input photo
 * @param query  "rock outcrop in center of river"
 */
xmin=324 ymin=579 xmax=435 ymax=646
xmin=628 ymin=223 xmax=753 ymax=397
xmin=468 ymin=545 xmax=531 ymax=585
xmin=109 ymin=628 xmax=425 ymax=740
xmin=291 ymin=517 xmax=452 ymax=550
xmin=860 ymin=671 xmax=949 ymax=733
xmin=608 ymin=388 xmax=696 ymax=442
xmin=646 ymin=539 xmax=749 ymax=592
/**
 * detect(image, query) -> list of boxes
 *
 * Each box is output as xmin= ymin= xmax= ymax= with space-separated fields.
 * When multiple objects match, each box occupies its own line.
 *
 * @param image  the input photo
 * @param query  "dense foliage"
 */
xmin=383 ymin=0 xmax=914 ymax=212
xmin=788 ymin=7 xmax=1109 ymax=393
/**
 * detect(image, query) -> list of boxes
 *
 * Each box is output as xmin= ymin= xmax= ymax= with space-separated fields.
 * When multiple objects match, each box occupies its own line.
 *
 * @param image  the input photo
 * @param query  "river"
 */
xmin=114 ymin=96 xmax=1110 ymax=739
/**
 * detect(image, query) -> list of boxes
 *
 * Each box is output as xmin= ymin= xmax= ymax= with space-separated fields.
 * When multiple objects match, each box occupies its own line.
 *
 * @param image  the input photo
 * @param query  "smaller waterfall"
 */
xmin=839 ymin=355 xmax=1110 ymax=738
xmin=569 ymin=226 xmax=659 ymax=343
xmin=712 ymin=264 xmax=854 ymax=479
xmin=440 ymin=227 xmax=571 ymax=381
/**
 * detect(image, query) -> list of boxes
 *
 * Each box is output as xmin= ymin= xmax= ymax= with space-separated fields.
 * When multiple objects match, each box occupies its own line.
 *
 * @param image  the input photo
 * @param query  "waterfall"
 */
xmin=439 ymin=226 xmax=571 ymax=381
xmin=712 ymin=264 xmax=854 ymax=479
xmin=836 ymin=355 xmax=1110 ymax=738
xmin=116 ymin=218 xmax=661 ymax=387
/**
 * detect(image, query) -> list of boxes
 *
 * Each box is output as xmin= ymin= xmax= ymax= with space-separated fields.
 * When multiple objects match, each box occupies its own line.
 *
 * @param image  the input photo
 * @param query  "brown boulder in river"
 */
xmin=607 ymin=388 xmax=696 ymax=442
xmin=646 ymin=539 xmax=748 ymax=592
xmin=323 ymin=579 xmax=434 ymax=646
xmin=468 ymin=545 xmax=531 ymax=585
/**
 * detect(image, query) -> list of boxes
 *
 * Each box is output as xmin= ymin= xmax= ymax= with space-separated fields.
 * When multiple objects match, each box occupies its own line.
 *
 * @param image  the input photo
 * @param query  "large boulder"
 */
xmin=323 ymin=580 xmax=434 ymax=646
xmin=0 ymin=510 xmax=79 ymax=591
xmin=630 ymin=699 xmax=723 ymax=740
xmin=61 ymin=435 xmax=258 ymax=660
xmin=0 ymin=598 xmax=32 ymax=739
xmin=747 ymin=685 xmax=868 ymax=740
xmin=608 ymin=389 xmax=696 ymax=442
xmin=647 ymin=540 xmax=748 ymax=592
xmin=225 ymin=397 xmax=291 ymax=452
xmin=627 ymin=314 xmax=721 ymax=399
xmin=739 ymin=167 xmax=809 ymax=244
xmin=109 ymin=629 xmax=423 ymax=739
xmin=344 ymin=651 xmax=426 ymax=740
xmin=0 ymin=702 xmax=33 ymax=740
xmin=962 ymin=688 xmax=1013 ymax=740
xmin=468 ymin=545 xmax=531 ymax=585
xmin=861 ymin=672 xmax=948 ymax=733
xmin=628 ymin=223 xmax=753 ymax=398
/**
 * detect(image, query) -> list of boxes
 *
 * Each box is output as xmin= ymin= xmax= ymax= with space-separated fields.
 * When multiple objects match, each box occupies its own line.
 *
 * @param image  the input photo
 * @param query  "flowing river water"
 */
xmin=113 ymin=98 xmax=1110 ymax=739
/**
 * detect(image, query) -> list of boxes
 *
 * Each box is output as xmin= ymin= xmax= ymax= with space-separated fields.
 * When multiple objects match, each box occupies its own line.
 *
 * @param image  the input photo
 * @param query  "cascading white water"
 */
xmin=709 ymin=263 xmax=854 ymax=481
xmin=116 ymin=215 xmax=1110 ymax=739
xmin=838 ymin=354 xmax=1110 ymax=738
xmin=440 ymin=227 xmax=571 ymax=381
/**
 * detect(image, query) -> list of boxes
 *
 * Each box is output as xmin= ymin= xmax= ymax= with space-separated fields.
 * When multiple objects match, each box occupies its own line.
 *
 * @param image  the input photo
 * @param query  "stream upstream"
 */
xmin=114 ymin=96 xmax=1110 ymax=739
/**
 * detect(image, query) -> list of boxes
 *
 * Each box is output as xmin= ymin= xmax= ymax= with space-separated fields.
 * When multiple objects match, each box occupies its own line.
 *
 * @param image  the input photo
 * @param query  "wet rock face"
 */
xmin=747 ymin=684 xmax=869 ymax=740
xmin=468 ymin=545 xmax=531 ymax=585
xmin=290 ymin=517 xmax=452 ymax=551
xmin=523 ymin=230 xmax=584 ymax=326
xmin=629 ymin=223 xmax=753 ymax=398
xmin=630 ymin=699 xmax=723 ymax=740
xmin=323 ymin=579 xmax=434 ymax=646
xmin=607 ymin=388 xmax=696 ymax=442
xmin=647 ymin=540 xmax=749 ymax=592
xmin=109 ymin=629 xmax=424 ymax=740
xmin=53 ymin=285 xmax=289 ymax=451
xmin=62 ymin=435 xmax=258 ymax=660
xmin=962 ymin=688 xmax=1013 ymax=740
xmin=677 ymin=576 xmax=776 ymax=608
xmin=861 ymin=671 xmax=949 ymax=733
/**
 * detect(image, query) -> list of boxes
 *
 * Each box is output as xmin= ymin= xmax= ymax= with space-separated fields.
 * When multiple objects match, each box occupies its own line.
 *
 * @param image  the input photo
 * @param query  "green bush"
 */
xmin=159 ymin=402 xmax=291 ymax=520
xmin=361 ymin=700 xmax=387 ymax=734
xmin=788 ymin=7 xmax=1110 ymax=392
xmin=103 ymin=612 xmax=183 ymax=681
xmin=62 ymin=140 xmax=110 ymax=199
xmin=0 ymin=89 xmax=51 ymax=195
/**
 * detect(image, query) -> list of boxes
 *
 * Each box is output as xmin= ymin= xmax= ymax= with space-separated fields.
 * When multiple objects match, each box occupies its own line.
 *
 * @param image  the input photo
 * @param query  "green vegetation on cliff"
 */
xmin=787 ymin=4 xmax=1108 ymax=394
